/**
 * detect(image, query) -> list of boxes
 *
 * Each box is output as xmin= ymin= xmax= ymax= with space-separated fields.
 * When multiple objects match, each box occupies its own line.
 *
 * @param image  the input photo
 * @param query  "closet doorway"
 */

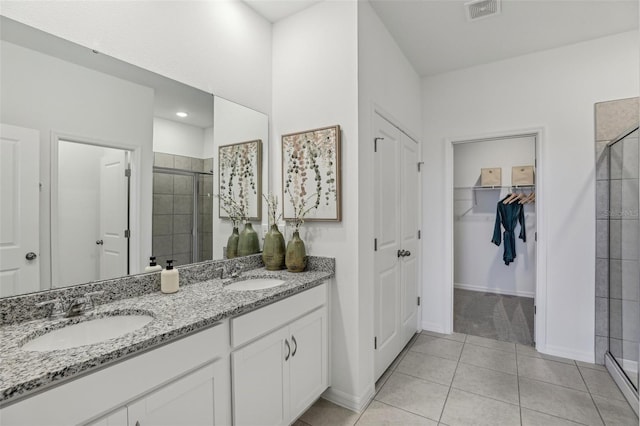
xmin=452 ymin=135 xmax=537 ymax=346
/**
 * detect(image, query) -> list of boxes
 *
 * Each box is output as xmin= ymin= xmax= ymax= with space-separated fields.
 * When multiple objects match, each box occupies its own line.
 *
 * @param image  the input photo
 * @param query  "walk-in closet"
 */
xmin=453 ymin=135 xmax=537 ymax=345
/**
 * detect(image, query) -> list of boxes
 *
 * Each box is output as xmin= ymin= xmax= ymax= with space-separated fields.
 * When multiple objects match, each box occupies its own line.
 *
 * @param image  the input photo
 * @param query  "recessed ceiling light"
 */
xmin=176 ymin=111 xmax=188 ymax=118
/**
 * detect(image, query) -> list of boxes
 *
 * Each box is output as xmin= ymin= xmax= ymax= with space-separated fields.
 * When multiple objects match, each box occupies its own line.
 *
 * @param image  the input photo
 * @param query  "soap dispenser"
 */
xmin=145 ymin=256 xmax=163 ymax=273
xmin=161 ymin=260 xmax=179 ymax=294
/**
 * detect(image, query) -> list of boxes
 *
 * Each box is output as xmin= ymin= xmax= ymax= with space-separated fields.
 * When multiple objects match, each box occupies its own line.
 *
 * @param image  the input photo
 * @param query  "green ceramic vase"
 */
xmin=226 ymin=227 xmax=239 ymax=259
xmin=263 ymin=224 xmax=286 ymax=270
xmin=285 ymin=230 xmax=307 ymax=273
xmin=238 ymin=222 xmax=260 ymax=256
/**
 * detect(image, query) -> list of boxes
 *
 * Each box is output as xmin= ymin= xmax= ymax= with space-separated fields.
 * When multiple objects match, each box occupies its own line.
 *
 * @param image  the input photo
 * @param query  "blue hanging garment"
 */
xmin=491 ymin=195 xmax=526 ymax=265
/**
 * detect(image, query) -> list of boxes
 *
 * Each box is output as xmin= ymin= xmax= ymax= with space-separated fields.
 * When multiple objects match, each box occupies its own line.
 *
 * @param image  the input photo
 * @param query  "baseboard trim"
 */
xmin=543 ymin=343 xmax=593 ymax=363
xmin=454 ymin=283 xmax=535 ymax=298
xmin=322 ymin=384 xmax=375 ymax=413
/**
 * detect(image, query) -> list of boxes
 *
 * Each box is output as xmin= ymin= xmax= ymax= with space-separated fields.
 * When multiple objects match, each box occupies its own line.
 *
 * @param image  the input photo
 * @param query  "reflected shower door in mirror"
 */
xmin=53 ymin=140 xmax=131 ymax=288
xmin=0 ymin=16 xmax=269 ymax=297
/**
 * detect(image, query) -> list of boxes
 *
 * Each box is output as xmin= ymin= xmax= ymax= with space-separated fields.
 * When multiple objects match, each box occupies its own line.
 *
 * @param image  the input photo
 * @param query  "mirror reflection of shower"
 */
xmin=54 ymin=140 xmax=131 ymax=288
xmin=152 ymin=154 xmax=213 ymax=268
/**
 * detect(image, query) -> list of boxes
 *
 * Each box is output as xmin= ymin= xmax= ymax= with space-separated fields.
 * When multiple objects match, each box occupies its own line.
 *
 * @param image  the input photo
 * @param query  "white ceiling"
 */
xmin=244 ymin=0 xmax=639 ymax=77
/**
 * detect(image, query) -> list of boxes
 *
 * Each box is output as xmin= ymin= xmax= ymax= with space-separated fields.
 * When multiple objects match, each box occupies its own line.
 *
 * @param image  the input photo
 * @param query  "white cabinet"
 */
xmin=232 ymin=305 xmax=328 ymax=426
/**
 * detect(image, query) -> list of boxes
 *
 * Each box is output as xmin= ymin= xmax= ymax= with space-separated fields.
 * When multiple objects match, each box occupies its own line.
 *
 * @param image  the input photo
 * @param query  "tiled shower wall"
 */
xmin=152 ymin=153 xmax=213 ymax=267
xmin=594 ymin=97 xmax=639 ymax=364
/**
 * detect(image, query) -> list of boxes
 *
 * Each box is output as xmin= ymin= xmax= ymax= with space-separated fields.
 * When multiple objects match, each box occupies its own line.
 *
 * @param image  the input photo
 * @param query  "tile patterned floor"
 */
xmin=294 ymin=331 xmax=638 ymax=426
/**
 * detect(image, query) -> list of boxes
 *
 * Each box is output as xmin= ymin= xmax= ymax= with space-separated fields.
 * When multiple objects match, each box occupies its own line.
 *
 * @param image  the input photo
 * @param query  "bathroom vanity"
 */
xmin=0 ymin=257 xmax=333 ymax=426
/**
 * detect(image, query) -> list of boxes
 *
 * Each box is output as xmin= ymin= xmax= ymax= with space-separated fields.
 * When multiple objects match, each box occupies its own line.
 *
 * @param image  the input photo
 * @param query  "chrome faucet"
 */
xmin=36 ymin=290 xmax=105 ymax=318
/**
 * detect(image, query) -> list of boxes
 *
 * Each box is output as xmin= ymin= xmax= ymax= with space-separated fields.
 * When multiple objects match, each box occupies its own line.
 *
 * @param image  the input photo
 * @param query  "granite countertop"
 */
xmin=0 ymin=267 xmax=333 ymax=405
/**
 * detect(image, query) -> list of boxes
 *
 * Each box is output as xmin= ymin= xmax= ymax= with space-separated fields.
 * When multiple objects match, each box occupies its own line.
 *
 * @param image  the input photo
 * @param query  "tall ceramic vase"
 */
xmin=238 ymin=222 xmax=260 ymax=256
xmin=263 ymin=224 xmax=286 ymax=270
xmin=226 ymin=227 xmax=239 ymax=259
xmin=285 ymin=230 xmax=307 ymax=272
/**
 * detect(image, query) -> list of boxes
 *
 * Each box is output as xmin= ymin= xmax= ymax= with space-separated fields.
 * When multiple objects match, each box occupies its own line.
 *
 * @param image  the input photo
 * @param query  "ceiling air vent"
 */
xmin=465 ymin=0 xmax=501 ymax=21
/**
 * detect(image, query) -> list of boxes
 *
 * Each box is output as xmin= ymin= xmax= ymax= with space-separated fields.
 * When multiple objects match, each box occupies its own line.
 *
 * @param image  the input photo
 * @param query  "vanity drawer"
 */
xmin=230 ymin=282 xmax=326 ymax=348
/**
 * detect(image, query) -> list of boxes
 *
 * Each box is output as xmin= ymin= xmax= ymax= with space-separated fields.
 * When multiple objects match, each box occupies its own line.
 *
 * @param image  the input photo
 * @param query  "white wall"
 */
xmin=153 ymin=117 xmax=206 ymax=159
xmin=356 ymin=0 xmax=423 ymax=409
xmin=422 ymin=30 xmax=640 ymax=361
xmin=0 ymin=0 xmax=272 ymax=114
xmin=272 ymin=0 xmax=362 ymax=407
xmin=453 ymin=137 xmax=536 ymax=297
xmin=0 ymin=40 xmax=154 ymax=289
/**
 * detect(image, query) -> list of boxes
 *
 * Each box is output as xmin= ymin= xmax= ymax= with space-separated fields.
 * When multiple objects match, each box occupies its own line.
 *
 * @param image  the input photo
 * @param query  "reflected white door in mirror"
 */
xmin=0 ymin=124 xmax=40 ymax=297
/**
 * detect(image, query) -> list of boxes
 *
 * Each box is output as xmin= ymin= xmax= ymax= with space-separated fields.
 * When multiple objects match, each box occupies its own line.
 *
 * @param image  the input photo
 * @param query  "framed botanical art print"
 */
xmin=218 ymin=139 xmax=262 ymax=221
xmin=282 ymin=125 xmax=341 ymax=222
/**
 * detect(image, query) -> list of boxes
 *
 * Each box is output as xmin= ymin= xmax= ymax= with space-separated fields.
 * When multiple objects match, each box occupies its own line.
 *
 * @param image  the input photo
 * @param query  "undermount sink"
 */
xmin=22 ymin=314 xmax=154 ymax=352
xmin=224 ymin=278 xmax=286 ymax=291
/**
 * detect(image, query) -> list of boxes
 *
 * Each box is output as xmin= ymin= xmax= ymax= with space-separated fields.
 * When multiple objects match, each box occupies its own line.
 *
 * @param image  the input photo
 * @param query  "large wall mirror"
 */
xmin=0 ymin=16 xmax=269 ymax=297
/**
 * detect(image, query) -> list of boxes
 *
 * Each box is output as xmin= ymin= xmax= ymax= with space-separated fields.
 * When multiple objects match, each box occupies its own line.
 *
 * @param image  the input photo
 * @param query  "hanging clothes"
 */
xmin=492 ymin=195 xmax=526 ymax=265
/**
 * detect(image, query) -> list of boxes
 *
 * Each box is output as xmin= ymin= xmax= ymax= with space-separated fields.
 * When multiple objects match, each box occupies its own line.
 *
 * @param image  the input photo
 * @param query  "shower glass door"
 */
xmin=608 ymin=127 xmax=640 ymax=390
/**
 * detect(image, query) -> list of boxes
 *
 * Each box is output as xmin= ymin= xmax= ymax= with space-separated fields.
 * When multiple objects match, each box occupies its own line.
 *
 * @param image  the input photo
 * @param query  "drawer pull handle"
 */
xmin=284 ymin=339 xmax=290 ymax=361
xmin=291 ymin=335 xmax=297 ymax=357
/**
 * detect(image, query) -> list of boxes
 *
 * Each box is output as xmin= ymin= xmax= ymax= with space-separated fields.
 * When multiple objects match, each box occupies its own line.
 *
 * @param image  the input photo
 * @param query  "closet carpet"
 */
xmin=454 ymin=288 xmax=535 ymax=346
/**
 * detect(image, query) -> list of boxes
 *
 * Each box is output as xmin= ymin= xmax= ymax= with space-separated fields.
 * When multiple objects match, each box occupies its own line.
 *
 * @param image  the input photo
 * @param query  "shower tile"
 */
xmin=610 ymin=299 xmax=622 ymax=339
xmin=173 ymin=214 xmax=193 ymax=234
xmin=610 ymin=143 xmax=623 ymax=180
xmin=622 ymin=137 xmax=639 ymax=179
xmin=595 ymin=180 xmax=609 ymax=220
xmin=191 ymin=158 xmax=204 ymax=172
xmin=200 ymin=214 xmax=212 ymax=233
xmin=174 ymin=155 xmax=192 ymax=170
xmin=173 ymin=175 xmax=193 ymax=195
xmin=622 ymin=260 xmax=640 ymax=301
xmin=609 ymin=337 xmax=623 ymax=360
xmin=152 ymin=214 xmax=173 ymax=236
xmin=621 ymin=220 xmax=638 ymax=260
xmin=153 ymin=194 xmax=174 ymax=215
xmin=622 ymin=340 xmax=639 ymax=367
xmin=152 ymin=235 xmax=172 ymax=257
xmin=172 ymin=253 xmax=191 ymax=267
xmin=595 ymin=297 xmax=608 ymax=337
xmin=609 ymin=179 xmax=622 ymax=218
xmin=595 ymin=258 xmax=608 ymax=298
xmin=609 ymin=259 xmax=622 ymax=299
xmin=153 ymin=173 xmax=174 ymax=194
xmin=174 ymin=195 xmax=194 ymax=214
xmin=200 ymin=196 xmax=213 ymax=215
xmin=595 ymin=97 xmax=639 ymax=142
xmin=595 ymin=141 xmax=609 ymax=181
xmin=596 ymin=219 xmax=610 ymax=259
xmin=595 ymin=336 xmax=608 ymax=364
xmin=622 ymin=300 xmax=640 ymax=343
xmin=173 ymin=234 xmax=192 ymax=254
xmin=154 ymin=152 xmax=174 ymax=168
xmin=621 ymin=179 xmax=639 ymax=218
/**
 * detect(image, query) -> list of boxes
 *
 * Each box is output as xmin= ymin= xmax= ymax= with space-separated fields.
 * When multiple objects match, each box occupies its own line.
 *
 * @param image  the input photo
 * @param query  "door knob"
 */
xmin=397 ymin=249 xmax=405 ymax=258
xmin=25 ymin=252 xmax=37 ymax=261
xmin=96 ymin=240 xmax=104 ymax=245
xmin=404 ymin=250 xmax=411 ymax=257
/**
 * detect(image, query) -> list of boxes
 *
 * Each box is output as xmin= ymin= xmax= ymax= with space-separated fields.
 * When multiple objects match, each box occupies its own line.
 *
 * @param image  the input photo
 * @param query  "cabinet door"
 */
xmin=127 ymin=362 xmax=217 ymax=426
xmin=288 ymin=308 xmax=328 ymax=419
xmin=232 ymin=327 xmax=290 ymax=426
xmin=86 ymin=407 xmax=128 ymax=426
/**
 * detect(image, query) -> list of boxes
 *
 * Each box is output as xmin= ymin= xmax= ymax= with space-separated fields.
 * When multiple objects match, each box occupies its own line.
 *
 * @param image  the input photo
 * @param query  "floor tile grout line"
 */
xmin=515 ymin=347 xmax=523 ymax=426
xmin=372 ymin=399 xmax=442 ymax=424
xmin=521 ymin=407 xmax=591 ymax=426
xmin=517 ymin=373 xmax=592 ymax=394
xmin=435 ymin=337 xmax=465 ymax=424
xmin=576 ymin=362 xmax=608 ymax=426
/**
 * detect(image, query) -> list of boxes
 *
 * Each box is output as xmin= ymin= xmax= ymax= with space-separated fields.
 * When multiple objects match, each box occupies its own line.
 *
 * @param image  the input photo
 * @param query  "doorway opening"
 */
xmin=452 ymin=134 xmax=538 ymax=346
xmin=52 ymin=139 xmax=131 ymax=288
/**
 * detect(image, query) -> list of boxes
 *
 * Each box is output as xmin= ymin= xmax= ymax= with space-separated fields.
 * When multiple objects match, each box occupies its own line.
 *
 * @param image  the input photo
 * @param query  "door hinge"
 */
xmin=418 ymin=230 xmax=421 ymax=239
xmin=535 ymin=232 xmax=537 ymax=241
xmin=374 ymin=238 xmax=378 ymax=251
xmin=374 ymin=137 xmax=384 ymax=153
xmin=125 ymin=168 xmax=131 ymax=177
xmin=124 ymin=229 xmax=130 ymax=238
xmin=417 ymin=161 xmax=424 ymax=172
xmin=534 ymin=305 xmax=537 ymax=314
xmin=417 ymin=296 xmax=421 ymax=306
xmin=374 ymin=336 xmax=377 ymax=350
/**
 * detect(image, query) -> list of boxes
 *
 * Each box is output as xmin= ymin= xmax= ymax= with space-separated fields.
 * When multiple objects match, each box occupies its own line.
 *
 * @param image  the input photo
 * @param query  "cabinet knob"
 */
xmin=291 ymin=335 xmax=297 ymax=357
xmin=284 ymin=338 xmax=291 ymax=361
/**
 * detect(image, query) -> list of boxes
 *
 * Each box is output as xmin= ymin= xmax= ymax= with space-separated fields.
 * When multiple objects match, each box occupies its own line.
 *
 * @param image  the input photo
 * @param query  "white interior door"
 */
xmin=374 ymin=113 xmax=419 ymax=380
xmin=0 ymin=124 xmax=40 ymax=296
xmin=99 ymin=151 xmax=128 ymax=280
